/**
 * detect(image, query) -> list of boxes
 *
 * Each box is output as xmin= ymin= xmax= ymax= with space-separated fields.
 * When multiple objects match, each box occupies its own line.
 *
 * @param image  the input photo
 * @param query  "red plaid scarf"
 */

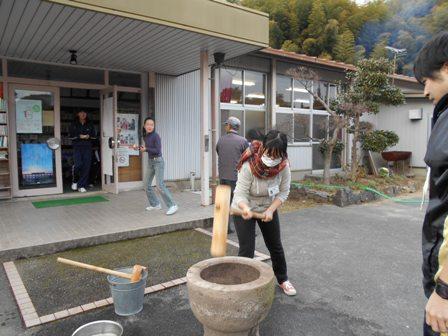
xmin=237 ymin=140 xmax=288 ymax=179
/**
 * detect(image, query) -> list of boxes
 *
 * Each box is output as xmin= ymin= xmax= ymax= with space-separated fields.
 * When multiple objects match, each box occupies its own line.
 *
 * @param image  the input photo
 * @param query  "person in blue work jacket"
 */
xmin=70 ymin=110 xmax=96 ymax=193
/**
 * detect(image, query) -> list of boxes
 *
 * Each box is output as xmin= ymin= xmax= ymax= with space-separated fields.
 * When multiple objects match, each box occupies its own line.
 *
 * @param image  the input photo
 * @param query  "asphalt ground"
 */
xmin=0 ymin=199 xmax=426 ymax=335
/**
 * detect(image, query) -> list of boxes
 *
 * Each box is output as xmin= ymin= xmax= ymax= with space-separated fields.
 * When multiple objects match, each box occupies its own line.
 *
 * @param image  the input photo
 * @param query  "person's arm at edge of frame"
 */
xmin=263 ymin=162 xmax=291 ymax=222
xmin=426 ymin=239 xmax=448 ymax=334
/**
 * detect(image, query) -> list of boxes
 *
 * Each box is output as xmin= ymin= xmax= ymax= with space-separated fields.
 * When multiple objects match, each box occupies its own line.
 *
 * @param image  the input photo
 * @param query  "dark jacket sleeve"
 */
xmin=146 ymin=133 xmax=162 ymax=155
xmin=69 ymin=122 xmax=80 ymax=140
xmin=88 ymin=123 xmax=96 ymax=139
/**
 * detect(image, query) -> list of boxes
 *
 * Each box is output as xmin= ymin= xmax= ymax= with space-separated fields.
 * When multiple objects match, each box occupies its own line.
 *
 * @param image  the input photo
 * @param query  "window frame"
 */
xmin=219 ymin=68 xmax=267 ymax=138
xmin=275 ymin=76 xmax=313 ymax=145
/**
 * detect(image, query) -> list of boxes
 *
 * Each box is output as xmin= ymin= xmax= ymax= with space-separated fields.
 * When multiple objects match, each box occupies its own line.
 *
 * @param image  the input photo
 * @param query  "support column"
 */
xmin=200 ymin=50 xmax=210 ymax=206
xmin=270 ymin=59 xmax=277 ymax=129
xmin=141 ymin=73 xmax=150 ymax=186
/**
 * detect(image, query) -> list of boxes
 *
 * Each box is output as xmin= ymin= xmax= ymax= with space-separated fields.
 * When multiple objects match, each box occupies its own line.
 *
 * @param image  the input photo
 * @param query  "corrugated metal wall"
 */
xmin=362 ymin=98 xmax=432 ymax=168
xmin=155 ymin=71 xmax=201 ymax=180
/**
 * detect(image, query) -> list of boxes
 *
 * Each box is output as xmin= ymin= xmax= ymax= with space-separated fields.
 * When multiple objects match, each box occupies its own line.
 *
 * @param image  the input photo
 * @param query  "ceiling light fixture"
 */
xmin=69 ymin=50 xmax=77 ymax=65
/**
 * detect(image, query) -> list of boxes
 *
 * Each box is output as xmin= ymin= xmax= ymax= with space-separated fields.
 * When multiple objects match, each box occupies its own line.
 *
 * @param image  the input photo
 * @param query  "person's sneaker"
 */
xmin=279 ymin=281 xmax=297 ymax=296
xmin=146 ymin=204 xmax=162 ymax=211
xmin=78 ymin=187 xmax=87 ymax=193
xmin=71 ymin=183 xmax=77 ymax=191
xmin=166 ymin=205 xmax=178 ymax=215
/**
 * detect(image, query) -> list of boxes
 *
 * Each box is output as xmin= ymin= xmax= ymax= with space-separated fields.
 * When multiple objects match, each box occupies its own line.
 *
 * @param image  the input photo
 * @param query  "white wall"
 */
xmin=363 ymin=98 xmax=432 ymax=168
xmin=288 ymin=145 xmax=312 ymax=171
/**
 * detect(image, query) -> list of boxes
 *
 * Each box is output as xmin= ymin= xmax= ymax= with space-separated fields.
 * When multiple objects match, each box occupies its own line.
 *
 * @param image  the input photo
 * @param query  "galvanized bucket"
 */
xmin=71 ymin=320 xmax=123 ymax=336
xmin=107 ymin=267 xmax=148 ymax=316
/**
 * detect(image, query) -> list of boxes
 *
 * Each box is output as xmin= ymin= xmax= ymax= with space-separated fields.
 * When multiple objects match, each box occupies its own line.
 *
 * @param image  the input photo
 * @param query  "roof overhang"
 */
xmin=0 ymin=0 xmax=269 ymax=75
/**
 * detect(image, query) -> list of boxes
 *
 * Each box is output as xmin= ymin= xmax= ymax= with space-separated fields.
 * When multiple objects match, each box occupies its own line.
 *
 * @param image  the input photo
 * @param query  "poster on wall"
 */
xmin=116 ymin=147 xmax=129 ymax=167
xmin=116 ymin=113 xmax=139 ymax=155
xmin=16 ymin=100 xmax=43 ymax=134
xmin=21 ymin=143 xmax=54 ymax=186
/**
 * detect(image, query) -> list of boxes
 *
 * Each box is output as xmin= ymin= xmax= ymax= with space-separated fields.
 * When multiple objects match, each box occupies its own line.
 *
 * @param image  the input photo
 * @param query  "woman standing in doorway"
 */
xmin=137 ymin=117 xmax=178 ymax=215
xmin=232 ymin=130 xmax=296 ymax=296
xmin=70 ymin=110 xmax=96 ymax=193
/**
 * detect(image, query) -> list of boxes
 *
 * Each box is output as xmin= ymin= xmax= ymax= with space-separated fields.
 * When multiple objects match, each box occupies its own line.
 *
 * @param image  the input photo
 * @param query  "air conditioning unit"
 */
xmin=409 ymin=108 xmax=423 ymax=120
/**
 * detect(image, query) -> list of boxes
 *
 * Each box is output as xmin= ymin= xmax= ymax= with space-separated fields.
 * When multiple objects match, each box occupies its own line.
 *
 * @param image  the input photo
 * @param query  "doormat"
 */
xmin=32 ymin=195 xmax=109 ymax=209
xmin=3 ymin=228 xmax=270 ymax=328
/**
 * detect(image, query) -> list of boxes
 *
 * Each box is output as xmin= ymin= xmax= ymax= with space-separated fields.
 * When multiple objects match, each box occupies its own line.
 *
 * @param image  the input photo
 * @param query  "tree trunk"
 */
xmin=350 ymin=113 xmax=360 ymax=180
xmin=323 ymin=146 xmax=333 ymax=185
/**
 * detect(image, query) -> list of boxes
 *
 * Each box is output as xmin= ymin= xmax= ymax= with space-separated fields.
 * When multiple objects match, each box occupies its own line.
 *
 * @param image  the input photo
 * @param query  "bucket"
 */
xmin=71 ymin=320 xmax=123 ymax=336
xmin=107 ymin=267 xmax=148 ymax=316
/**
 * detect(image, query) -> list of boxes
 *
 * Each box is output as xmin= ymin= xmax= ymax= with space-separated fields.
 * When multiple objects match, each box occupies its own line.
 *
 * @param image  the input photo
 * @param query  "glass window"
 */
xmin=109 ymin=71 xmax=141 ymax=87
xmin=276 ymin=113 xmax=294 ymax=143
xmin=15 ymin=89 xmax=57 ymax=189
xmin=312 ymin=143 xmax=342 ymax=170
xmin=220 ymin=69 xmax=243 ymax=104
xmin=8 ymin=60 xmax=104 ymax=84
xmin=312 ymin=144 xmax=325 ymax=170
xmin=328 ymin=84 xmax=338 ymax=102
xmin=293 ymin=80 xmax=311 ymax=110
xmin=276 ymin=75 xmax=292 ymax=108
xmin=220 ymin=109 xmax=244 ymax=137
xmin=244 ymin=71 xmax=266 ymax=106
xmin=331 ymin=151 xmax=342 ymax=169
xmin=312 ymin=114 xmax=328 ymax=140
xmin=294 ymin=114 xmax=310 ymax=142
xmin=329 ymin=115 xmax=343 ymax=140
xmin=245 ymin=110 xmax=265 ymax=139
xmin=313 ymin=81 xmax=328 ymax=111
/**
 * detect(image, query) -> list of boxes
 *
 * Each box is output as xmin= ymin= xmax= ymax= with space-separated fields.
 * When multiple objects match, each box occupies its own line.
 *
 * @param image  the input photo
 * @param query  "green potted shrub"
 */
xmin=361 ymin=130 xmax=409 ymax=161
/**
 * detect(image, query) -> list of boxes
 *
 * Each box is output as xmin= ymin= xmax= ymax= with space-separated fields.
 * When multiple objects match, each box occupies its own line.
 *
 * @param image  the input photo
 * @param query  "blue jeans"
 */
xmin=146 ymin=157 xmax=175 ymax=208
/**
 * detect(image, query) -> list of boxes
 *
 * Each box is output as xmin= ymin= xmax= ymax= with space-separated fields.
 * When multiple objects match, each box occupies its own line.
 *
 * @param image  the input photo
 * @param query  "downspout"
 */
xmin=211 ymin=63 xmax=218 ymax=203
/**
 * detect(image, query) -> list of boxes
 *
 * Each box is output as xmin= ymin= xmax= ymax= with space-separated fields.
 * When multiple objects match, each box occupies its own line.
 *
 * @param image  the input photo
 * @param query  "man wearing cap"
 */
xmin=216 ymin=117 xmax=249 ymax=233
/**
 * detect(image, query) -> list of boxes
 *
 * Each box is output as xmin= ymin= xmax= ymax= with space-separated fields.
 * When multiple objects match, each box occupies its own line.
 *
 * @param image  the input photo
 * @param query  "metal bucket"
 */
xmin=107 ymin=267 xmax=148 ymax=316
xmin=72 ymin=320 xmax=123 ymax=336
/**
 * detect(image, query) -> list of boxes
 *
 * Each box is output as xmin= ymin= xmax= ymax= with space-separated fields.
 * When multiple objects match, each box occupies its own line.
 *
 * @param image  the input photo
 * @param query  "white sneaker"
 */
xmin=279 ymin=281 xmax=297 ymax=296
xmin=166 ymin=205 xmax=178 ymax=215
xmin=146 ymin=204 xmax=162 ymax=211
xmin=71 ymin=183 xmax=77 ymax=191
xmin=78 ymin=187 xmax=87 ymax=193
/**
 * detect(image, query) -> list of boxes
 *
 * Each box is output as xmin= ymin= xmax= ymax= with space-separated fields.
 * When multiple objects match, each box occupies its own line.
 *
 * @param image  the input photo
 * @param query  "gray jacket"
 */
xmin=232 ymin=161 xmax=291 ymax=212
xmin=216 ymin=131 xmax=249 ymax=181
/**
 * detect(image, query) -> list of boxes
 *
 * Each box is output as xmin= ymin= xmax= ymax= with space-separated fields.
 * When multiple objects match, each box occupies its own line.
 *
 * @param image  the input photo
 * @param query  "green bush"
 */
xmin=319 ymin=140 xmax=345 ymax=154
xmin=361 ymin=130 xmax=399 ymax=153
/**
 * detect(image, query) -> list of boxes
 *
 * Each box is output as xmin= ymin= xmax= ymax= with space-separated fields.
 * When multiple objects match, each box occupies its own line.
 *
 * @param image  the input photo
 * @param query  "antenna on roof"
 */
xmin=385 ymin=46 xmax=407 ymax=83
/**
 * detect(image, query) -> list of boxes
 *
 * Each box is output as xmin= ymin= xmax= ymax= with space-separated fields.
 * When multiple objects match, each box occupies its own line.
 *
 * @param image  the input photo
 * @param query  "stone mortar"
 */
xmin=187 ymin=256 xmax=275 ymax=336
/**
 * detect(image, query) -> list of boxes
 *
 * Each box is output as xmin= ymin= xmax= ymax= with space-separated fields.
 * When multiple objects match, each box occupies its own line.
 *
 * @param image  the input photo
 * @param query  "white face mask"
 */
xmin=261 ymin=154 xmax=282 ymax=167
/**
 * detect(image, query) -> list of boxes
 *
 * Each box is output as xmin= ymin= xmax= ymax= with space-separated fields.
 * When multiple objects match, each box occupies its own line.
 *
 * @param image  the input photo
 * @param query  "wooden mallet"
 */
xmin=57 ymin=257 xmax=146 ymax=283
xmin=210 ymin=185 xmax=264 ymax=257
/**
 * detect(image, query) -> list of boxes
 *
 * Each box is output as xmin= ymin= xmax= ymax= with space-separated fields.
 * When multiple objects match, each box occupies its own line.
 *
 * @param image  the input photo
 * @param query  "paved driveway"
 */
xmin=0 ymin=199 xmax=426 ymax=335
